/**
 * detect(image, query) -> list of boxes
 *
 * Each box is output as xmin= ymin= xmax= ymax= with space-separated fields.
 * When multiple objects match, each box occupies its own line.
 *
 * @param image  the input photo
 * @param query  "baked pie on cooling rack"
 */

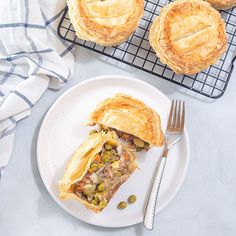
xmin=67 ymin=0 xmax=144 ymax=46
xmin=149 ymin=0 xmax=227 ymax=75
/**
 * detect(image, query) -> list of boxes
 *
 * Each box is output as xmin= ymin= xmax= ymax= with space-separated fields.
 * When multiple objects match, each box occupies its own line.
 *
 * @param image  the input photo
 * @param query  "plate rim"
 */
xmin=37 ymin=75 xmax=190 ymax=228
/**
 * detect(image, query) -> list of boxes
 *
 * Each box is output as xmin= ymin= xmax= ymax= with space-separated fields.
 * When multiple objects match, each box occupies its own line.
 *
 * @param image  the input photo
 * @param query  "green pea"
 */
xmin=99 ymin=199 xmax=107 ymax=208
xmin=102 ymin=152 xmax=111 ymax=163
xmin=90 ymin=162 xmax=99 ymax=171
xmin=89 ymin=130 xmax=97 ymax=135
xmin=136 ymin=147 xmax=143 ymax=152
xmin=92 ymin=195 xmax=100 ymax=205
xmin=128 ymin=195 xmax=137 ymax=204
xmin=94 ymin=193 xmax=100 ymax=201
xmin=117 ymin=201 xmax=127 ymax=209
xmin=92 ymin=199 xmax=98 ymax=205
xmin=133 ymin=138 xmax=145 ymax=148
xmin=94 ymin=195 xmax=100 ymax=203
xmin=98 ymin=162 xmax=104 ymax=169
xmin=104 ymin=143 xmax=113 ymax=151
xmin=102 ymin=155 xmax=110 ymax=163
xmin=97 ymin=183 xmax=105 ymax=192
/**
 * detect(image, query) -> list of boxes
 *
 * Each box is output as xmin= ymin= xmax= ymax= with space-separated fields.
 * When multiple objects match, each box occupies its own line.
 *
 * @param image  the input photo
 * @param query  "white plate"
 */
xmin=37 ymin=75 xmax=189 ymax=228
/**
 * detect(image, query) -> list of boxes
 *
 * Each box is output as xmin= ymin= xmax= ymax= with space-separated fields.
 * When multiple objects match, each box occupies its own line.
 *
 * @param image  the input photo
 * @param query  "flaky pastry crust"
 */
xmin=67 ymin=0 xmax=144 ymax=46
xmin=88 ymin=94 xmax=164 ymax=147
xmin=149 ymin=0 xmax=227 ymax=75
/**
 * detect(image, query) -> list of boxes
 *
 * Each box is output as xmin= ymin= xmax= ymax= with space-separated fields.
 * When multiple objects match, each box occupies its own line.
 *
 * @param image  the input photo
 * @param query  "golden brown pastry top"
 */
xmin=67 ymin=0 xmax=144 ymax=46
xmin=205 ymin=0 xmax=236 ymax=9
xmin=149 ymin=0 xmax=227 ymax=75
xmin=88 ymin=94 xmax=164 ymax=147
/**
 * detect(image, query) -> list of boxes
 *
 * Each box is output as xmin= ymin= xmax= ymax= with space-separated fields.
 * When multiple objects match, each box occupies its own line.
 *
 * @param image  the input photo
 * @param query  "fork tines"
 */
xmin=167 ymin=100 xmax=185 ymax=132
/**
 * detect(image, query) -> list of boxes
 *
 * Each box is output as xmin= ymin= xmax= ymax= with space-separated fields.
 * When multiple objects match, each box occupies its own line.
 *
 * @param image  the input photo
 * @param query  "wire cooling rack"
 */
xmin=58 ymin=1 xmax=236 ymax=99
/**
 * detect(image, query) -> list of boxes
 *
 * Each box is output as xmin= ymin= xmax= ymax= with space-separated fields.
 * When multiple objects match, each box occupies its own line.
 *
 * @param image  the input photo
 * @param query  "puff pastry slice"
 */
xmin=59 ymin=131 xmax=137 ymax=212
xmin=88 ymin=94 xmax=164 ymax=147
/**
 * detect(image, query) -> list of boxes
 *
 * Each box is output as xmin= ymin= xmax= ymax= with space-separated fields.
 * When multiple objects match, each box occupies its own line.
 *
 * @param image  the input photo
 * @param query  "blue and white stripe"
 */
xmin=0 ymin=0 xmax=74 ymax=176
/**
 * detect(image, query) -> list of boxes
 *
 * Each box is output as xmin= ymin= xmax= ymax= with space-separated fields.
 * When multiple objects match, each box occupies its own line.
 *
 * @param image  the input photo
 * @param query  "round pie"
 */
xmin=67 ymin=0 xmax=144 ymax=46
xmin=88 ymin=94 xmax=164 ymax=147
xmin=205 ymin=0 xmax=236 ymax=9
xmin=149 ymin=0 xmax=227 ymax=75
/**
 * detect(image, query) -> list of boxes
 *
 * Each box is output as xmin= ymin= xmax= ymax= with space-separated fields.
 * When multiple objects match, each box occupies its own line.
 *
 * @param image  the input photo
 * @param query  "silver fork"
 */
xmin=143 ymin=100 xmax=185 ymax=231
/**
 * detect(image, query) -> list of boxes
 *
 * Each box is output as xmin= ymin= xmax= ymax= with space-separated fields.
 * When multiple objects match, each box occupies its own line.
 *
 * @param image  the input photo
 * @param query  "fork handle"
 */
xmin=143 ymin=155 xmax=167 ymax=230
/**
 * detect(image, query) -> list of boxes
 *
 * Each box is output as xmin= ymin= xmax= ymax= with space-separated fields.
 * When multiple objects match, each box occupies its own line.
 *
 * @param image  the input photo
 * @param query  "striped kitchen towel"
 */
xmin=0 ymin=0 xmax=75 ymax=178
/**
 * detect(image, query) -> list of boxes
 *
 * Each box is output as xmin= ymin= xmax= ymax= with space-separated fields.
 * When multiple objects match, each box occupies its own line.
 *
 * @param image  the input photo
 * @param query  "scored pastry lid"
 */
xmin=149 ymin=0 xmax=227 ymax=75
xmin=67 ymin=0 xmax=144 ymax=46
xmin=87 ymin=94 xmax=164 ymax=147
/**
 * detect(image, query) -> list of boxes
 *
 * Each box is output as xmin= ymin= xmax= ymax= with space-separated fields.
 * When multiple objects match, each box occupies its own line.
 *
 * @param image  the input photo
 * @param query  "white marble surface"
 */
xmin=1 ymin=46 xmax=236 ymax=236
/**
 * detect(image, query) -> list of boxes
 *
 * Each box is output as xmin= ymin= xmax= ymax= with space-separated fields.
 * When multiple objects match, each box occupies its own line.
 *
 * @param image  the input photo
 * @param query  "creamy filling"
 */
xmin=100 ymin=125 xmax=150 ymax=152
xmin=74 ymin=141 xmax=134 ymax=208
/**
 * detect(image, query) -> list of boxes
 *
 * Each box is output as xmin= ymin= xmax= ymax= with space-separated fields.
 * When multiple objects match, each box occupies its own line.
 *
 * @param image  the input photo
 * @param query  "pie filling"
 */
xmin=74 ymin=140 xmax=136 ymax=209
xmin=101 ymin=126 xmax=150 ymax=152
